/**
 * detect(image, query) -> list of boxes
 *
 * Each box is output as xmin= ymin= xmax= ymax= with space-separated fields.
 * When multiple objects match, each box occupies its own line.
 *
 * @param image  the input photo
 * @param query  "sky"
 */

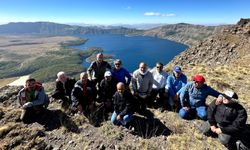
xmin=0 ymin=0 xmax=249 ymax=25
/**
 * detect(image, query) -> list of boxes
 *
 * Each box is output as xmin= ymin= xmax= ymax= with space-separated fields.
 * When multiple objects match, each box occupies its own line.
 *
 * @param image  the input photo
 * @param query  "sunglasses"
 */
xmin=115 ymin=64 xmax=121 ymax=66
xmin=156 ymin=66 xmax=162 ymax=68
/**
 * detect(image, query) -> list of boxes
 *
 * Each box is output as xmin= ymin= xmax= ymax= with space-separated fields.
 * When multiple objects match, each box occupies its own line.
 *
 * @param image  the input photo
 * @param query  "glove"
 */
xmin=23 ymin=102 xmax=33 ymax=109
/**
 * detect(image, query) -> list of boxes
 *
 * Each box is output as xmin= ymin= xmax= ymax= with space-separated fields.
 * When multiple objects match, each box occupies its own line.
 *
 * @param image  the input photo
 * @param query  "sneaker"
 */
xmin=236 ymin=140 xmax=250 ymax=150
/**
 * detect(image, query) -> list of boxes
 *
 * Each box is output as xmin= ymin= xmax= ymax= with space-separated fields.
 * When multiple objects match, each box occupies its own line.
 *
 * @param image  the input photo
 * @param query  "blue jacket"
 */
xmin=166 ymin=73 xmax=187 ymax=97
xmin=180 ymin=82 xmax=220 ymax=107
xmin=112 ymin=68 xmax=131 ymax=85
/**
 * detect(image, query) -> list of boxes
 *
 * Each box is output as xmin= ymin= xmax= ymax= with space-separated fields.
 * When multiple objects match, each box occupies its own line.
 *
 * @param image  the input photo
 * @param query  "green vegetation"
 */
xmin=60 ymin=38 xmax=87 ymax=47
xmin=0 ymin=36 xmax=104 ymax=83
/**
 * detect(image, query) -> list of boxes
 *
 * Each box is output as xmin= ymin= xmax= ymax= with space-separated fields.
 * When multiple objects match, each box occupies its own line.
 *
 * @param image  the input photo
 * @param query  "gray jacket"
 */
xmin=18 ymin=87 xmax=47 ymax=107
xmin=132 ymin=69 xmax=153 ymax=95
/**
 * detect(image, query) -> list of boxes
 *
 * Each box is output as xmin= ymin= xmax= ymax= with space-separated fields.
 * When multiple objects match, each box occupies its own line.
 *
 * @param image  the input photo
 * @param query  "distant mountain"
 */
xmin=143 ymin=23 xmax=229 ymax=46
xmin=0 ymin=21 xmax=230 ymax=46
xmin=169 ymin=18 xmax=250 ymax=67
xmin=0 ymin=22 xmax=140 ymax=35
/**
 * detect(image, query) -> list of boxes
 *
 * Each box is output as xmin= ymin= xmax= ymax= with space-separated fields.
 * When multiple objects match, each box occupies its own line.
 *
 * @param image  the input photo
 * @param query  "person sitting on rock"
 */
xmin=132 ymin=62 xmax=153 ymax=111
xmin=150 ymin=62 xmax=168 ymax=111
xmin=71 ymin=72 xmax=97 ymax=115
xmin=51 ymin=71 xmax=76 ymax=110
xmin=179 ymin=75 xmax=220 ymax=120
xmin=165 ymin=66 xmax=187 ymax=111
xmin=18 ymin=78 xmax=49 ymax=123
xmin=112 ymin=59 xmax=131 ymax=88
xmin=201 ymin=91 xmax=248 ymax=150
xmin=99 ymin=71 xmax=117 ymax=112
xmin=87 ymin=53 xmax=112 ymax=87
xmin=111 ymin=82 xmax=134 ymax=126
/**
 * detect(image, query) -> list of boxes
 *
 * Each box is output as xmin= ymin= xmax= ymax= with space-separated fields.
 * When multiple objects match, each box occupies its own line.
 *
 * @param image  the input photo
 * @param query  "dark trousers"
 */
xmin=150 ymin=88 xmax=167 ymax=109
xmin=51 ymin=92 xmax=71 ymax=110
xmin=20 ymin=106 xmax=45 ymax=123
xmin=200 ymin=121 xmax=248 ymax=150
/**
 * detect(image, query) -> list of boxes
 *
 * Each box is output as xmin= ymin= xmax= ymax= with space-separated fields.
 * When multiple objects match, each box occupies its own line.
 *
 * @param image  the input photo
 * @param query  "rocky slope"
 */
xmin=0 ymin=85 xmax=228 ymax=150
xmin=1 ymin=19 xmax=250 ymax=150
xmin=169 ymin=19 xmax=250 ymax=66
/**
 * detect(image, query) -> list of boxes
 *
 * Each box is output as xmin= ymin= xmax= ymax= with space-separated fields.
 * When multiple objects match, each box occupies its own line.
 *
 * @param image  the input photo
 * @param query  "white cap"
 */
xmin=224 ymin=91 xmax=238 ymax=100
xmin=104 ymin=71 xmax=112 ymax=77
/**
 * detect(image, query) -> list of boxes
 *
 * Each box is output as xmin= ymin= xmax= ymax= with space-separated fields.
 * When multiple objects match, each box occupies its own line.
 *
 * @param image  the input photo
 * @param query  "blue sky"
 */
xmin=0 ymin=0 xmax=249 ymax=25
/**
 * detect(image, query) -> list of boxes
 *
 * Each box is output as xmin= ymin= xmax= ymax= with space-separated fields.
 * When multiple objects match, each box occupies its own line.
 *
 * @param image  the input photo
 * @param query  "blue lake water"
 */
xmin=71 ymin=34 xmax=188 ymax=72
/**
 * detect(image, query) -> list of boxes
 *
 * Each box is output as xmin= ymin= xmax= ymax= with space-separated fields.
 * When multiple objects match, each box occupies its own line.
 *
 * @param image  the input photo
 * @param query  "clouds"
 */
xmin=144 ymin=12 xmax=176 ymax=17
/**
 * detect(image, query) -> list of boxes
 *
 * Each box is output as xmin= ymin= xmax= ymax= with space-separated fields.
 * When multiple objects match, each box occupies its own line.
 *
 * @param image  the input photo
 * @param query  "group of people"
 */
xmin=17 ymin=53 xmax=249 ymax=150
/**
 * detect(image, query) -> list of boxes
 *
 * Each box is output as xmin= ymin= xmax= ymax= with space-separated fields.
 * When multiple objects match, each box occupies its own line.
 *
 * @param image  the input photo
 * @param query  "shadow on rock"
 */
xmin=129 ymin=115 xmax=171 ymax=139
xmin=35 ymin=109 xmax=79 ymax=133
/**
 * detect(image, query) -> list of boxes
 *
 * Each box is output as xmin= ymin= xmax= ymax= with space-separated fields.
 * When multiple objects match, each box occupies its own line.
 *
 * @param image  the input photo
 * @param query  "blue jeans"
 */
xmin=111 ymin=111 xmax=133 ymax=126
xmin=179 ymin=106 xmax=207 ymax=120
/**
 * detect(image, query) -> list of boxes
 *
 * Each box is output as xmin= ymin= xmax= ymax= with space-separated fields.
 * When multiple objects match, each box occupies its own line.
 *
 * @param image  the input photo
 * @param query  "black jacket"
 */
xmin=71 ymin=80 xmax=97 ymax=107
xmin=87 ymin=61 xmax=111 ymax=81
xmin=52 ymin=78 xmax=76 ymax=100
xmin=99 ymin=78 xmax=117 ymax=101
xmin=113 ymin=90 xmax=134 ymax=116
xmin=207 ymin=100 xmax=247 ymax=135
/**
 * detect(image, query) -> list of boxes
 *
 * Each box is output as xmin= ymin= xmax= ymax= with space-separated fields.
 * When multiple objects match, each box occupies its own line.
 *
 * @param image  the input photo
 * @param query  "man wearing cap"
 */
xmin=99 ymin=71 xmax=117 ymax=112
xmin=201 ymin=91 xmax=248 ymax=150
xmin=165 ymin=66 xmax=187 ymax=111
xmin=179 ymin=74 xmax=220 ymax=120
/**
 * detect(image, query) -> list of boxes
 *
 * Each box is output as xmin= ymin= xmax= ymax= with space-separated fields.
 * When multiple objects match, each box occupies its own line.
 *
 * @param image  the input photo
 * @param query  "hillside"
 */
xmin=0 ymin=22 xmax=140 ymax=35
xmin=169 ymin=19 xmax=250 ymax=67
xmin=1 ymin=19 xmax=250 ymax=150
xmin=0 ymin=22 xmax=228 ymax=47
xmin=0 ymin=35 xmax=87 ymax=81
xmin=143 ymin=23 xmax=227 ymax=46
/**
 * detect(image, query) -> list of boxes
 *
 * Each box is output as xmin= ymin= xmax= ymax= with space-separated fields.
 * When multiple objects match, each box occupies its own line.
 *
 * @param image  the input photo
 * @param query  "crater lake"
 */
xmin=72 ymin=34 xmax=188 ymax=72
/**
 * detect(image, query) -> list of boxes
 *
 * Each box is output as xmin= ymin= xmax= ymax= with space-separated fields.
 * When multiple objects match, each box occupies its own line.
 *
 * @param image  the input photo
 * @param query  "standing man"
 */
xmin=112 ymin=59 xmax=131 ymax=87
xmin=87 ymin=53 xmax=112 ymax=87
xmin=179 ymin=75 xmax=220 ymax=120
xmin=132 ymin=62 xmax=153 ymax=110
xmin=18 ymin=78 xmax=48 ymax=123
xmin=201 ymin=91 xmax=248 ymax=150
xmin=150 ymin=62 xmax=168 ymax=111
xmin=166 ymin=66 xmax=187 ymax=110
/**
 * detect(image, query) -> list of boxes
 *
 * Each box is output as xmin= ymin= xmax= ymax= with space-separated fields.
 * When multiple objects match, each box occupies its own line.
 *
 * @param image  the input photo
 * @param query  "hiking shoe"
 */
xmin=236 ymin=140 xmax=250 ymax=150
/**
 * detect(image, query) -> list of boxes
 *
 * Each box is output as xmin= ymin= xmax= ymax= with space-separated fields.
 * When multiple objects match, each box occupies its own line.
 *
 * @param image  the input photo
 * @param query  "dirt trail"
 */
xmin=7 ymin=75 xmax=30 ymax=86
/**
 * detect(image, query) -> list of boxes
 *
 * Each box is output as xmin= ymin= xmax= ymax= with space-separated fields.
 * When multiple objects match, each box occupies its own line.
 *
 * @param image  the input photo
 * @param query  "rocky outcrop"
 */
xmin=169 ymin=18 xmax=250 ymax=67
xmin=0 ymin=85 xmax=23 ymax=106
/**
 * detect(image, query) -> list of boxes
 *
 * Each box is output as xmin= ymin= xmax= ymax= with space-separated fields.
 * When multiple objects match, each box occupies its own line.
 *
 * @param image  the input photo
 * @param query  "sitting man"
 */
xmin=201 ymin=91 xmax=248 ymax=150
xmin=99 ymin=71 xmax=117 ymax=112
xmin=71 ymin=72 xmax=97 ymax=115
xmin=150 ymin=62 xmax=168 ymax=111
xmin=18 ymin=78 xmax=49 ymax=123
xmin=132 ymin=62 xmax=153 ymax=110
xmin=111 ymin=82 xmax=134 ymax=126
xmin=179 ymin=75 xmax=220 ymax=120
xmin=165 ymin=66 xmax=187 ymax=110
xmin=52 ymin=71 xmax=76 ymax=110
